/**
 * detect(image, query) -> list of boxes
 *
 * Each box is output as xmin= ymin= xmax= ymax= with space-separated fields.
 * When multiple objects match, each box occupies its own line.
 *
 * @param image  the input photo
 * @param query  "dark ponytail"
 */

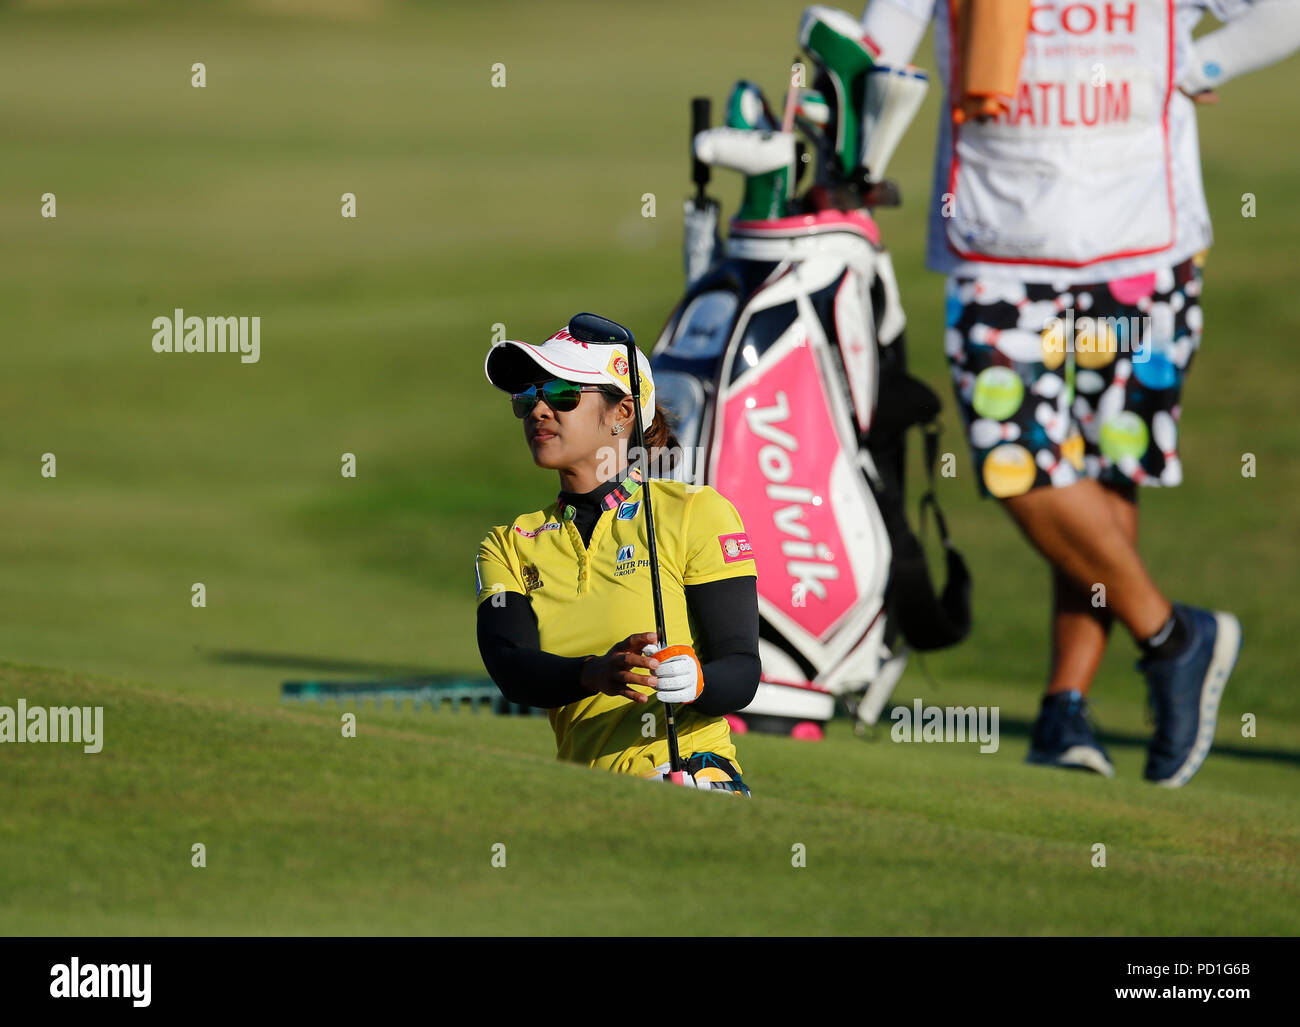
xmin=602 ymin=388 xmax=684 ymax=476
xmin=644 ymin=402 xmax=681 ymax=454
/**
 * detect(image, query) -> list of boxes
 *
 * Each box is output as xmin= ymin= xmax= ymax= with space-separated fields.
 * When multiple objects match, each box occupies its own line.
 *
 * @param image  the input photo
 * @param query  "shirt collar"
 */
xmin=556 ymin=465 xmax=644 ymax=521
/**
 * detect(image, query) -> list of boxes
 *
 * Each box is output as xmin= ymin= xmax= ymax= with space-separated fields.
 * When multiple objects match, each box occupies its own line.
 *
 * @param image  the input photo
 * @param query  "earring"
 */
xmin=612 ymin=423 xmax=624 ymax=435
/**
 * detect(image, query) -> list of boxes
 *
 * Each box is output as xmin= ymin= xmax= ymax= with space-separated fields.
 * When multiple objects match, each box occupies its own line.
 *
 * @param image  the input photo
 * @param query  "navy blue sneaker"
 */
xmin=1026 ymin=690 xmax=1115 ymax=777
xmin=1139 ymin=604 xmax=1242 ymax=788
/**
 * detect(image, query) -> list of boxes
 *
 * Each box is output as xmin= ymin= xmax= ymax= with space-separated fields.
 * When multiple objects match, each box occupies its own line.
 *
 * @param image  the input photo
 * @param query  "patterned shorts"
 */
xmin=946 ymin=255 xmax=1204 ymax=499
xmin=643 ymin=752 xmax=752 ymax=796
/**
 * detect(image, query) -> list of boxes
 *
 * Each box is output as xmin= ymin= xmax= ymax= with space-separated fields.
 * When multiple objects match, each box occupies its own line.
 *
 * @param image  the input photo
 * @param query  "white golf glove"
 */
xmin=641 ymin=642 xmax=704 ymax=705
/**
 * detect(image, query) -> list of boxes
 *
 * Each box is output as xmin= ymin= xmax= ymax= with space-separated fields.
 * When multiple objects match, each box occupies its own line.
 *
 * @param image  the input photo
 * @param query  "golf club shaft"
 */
xmin=626 ymin=340 xmax=682 ymax=774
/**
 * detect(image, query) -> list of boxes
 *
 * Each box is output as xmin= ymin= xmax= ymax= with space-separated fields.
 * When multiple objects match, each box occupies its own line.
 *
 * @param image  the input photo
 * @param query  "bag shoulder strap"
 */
xmin=882 ymin=400 xmax=972 ymax=652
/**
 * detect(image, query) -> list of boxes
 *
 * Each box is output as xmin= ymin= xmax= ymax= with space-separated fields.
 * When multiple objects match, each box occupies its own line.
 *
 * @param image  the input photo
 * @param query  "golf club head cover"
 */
xmin=642 ymin=642 xmax=705 ymax=704
xmin=695 ymin=124 xmax=794 ymax=221
xmin=693 ymin=127 xmax=794 ymax=176
xmin=725 ymin=79 xmax=779 ymax=132
xmin=798 ymin=5 xmax=879 ymax=176
xmin=796 ymin=88 xmax=831 ymax=127
xmin=860 ymin=64 xmax=929 ymax=183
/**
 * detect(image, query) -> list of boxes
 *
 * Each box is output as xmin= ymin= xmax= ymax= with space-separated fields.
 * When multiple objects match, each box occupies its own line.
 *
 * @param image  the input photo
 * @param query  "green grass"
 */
xmin=0 ymin=1 xmax=1297 ymax=934
xmin=3 ymin=662 xmax=1296 ymax=935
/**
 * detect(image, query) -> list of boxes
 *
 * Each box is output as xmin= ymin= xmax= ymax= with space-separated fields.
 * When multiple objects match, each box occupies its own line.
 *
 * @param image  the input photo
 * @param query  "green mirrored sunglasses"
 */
xmin=510 ymin=379 xmax=607 ymax=419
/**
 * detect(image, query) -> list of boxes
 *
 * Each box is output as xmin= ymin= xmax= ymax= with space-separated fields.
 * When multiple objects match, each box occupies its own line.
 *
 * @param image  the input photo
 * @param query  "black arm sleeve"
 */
xmin=477 ymin=577 xmax=761 ymax=715
xmin=683 ymin=575 xmax=761 ymax=716
xmin=476 ymin=593 xmax=593 ymax=709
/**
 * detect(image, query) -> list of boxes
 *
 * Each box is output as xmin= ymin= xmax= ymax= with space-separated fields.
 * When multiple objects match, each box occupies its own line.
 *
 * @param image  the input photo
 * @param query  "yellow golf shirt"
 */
xmin=474 ymin=468 xmax=758 ymax=776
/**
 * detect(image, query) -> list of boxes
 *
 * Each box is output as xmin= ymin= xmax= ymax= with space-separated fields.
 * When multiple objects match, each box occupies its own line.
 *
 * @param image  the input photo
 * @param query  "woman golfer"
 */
xmin=474 ymin=316 xmax=760 ymax=794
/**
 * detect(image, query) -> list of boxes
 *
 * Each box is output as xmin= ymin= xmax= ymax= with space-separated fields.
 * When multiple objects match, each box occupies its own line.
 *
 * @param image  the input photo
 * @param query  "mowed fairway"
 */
xmin=3 ymin=662 xmax=1298 ymax=935
xmin=1 ymin=1 xmax=1297 ymax=935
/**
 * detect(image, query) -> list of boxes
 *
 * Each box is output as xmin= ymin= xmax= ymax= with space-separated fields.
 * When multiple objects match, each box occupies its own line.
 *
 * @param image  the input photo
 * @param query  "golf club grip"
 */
xmin=691 ymin=97 xmax=710 ymax=195
xmin=625 ymin=340 xmax=681 ymax=773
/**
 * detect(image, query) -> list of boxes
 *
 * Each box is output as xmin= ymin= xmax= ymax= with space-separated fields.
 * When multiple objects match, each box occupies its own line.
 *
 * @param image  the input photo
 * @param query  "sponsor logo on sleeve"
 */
xmin=718 ymin=532 xmax=755 ymax=563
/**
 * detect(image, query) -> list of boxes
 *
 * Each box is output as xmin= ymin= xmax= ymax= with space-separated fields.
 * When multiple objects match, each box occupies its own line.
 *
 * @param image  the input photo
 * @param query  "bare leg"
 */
xmin=1002 ymin=478 xmax=1170 ymax=650
xmin=1044 ymin=482 xmax=1140 ymax=696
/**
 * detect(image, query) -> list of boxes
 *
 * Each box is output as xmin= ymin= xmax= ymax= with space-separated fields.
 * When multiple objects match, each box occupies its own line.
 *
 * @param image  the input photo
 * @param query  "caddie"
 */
xmin=856 ymin=0 xmax=1299 ymax=784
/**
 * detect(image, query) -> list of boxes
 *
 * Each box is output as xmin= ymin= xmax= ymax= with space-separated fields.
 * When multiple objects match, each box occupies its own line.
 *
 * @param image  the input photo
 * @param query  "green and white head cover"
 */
xmin=798 ymin=5 xmax=880 ymax=177
xmin=701 ymin=80 xmax=793 ymax=220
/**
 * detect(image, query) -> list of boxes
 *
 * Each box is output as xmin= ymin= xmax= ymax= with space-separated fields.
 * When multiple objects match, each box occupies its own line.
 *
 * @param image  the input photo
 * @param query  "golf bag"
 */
xmin=649 ymin=6 xmax=971 ymax=737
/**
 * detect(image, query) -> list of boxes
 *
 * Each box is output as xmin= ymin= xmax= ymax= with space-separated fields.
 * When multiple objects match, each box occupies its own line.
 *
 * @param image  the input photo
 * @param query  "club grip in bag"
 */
xmin=691 ymin=97 xmax=711 ymax=196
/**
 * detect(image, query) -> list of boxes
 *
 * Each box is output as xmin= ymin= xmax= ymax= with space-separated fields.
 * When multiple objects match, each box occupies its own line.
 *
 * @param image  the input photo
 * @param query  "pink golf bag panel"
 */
xmin=653 ymin=216 xmax=896 ymax=699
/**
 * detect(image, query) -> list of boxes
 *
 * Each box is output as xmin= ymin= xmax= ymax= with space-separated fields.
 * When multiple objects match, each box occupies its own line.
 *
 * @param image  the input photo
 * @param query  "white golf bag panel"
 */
xmin=871 ymin=247 xmax=906 ymax=348
xmin=832 ymin=257 xmax=879 ymax=435
xmin=653 ymin=215 xmax=908 ymax=716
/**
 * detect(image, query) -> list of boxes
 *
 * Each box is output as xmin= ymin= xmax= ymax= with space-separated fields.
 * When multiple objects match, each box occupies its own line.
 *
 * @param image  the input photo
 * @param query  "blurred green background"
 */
xmin=0 ymin=0 xmax=1296 ymax=934
xmin=4 ymin=0 xmax=1295 ymax=711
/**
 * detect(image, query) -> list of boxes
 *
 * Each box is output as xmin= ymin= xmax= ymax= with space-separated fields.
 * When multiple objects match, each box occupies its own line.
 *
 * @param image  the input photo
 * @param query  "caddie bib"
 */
xmin=945 ymin=0 xmax=1175 ymax=267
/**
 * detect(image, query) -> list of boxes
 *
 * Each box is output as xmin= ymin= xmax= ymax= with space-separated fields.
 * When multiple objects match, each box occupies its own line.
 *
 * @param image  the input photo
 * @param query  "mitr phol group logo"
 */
xmin=151 ymin=308 xmax=260 ymax=363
